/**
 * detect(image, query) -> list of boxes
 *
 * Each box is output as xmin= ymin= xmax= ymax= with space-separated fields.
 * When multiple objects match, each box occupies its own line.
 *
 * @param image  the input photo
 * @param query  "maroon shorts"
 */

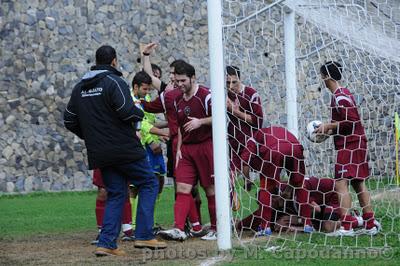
xmin=92 ymin=168 xmax=105 ymax=188
xmin=335 ymin=141 xmax=369 ymax=180
xmin=175 ymin=138 xmax=214 ymax=188
xmin=230 ymin=146 xmax=244 ymax=172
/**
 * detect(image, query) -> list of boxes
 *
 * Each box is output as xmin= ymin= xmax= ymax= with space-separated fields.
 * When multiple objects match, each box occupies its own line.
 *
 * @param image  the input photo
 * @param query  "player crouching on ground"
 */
xmin=237 ymin=126 xmax=313 ymax=236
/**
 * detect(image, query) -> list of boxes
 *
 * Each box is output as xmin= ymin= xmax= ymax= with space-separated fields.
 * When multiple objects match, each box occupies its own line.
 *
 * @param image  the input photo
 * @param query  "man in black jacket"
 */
xmin=64 ymin=45 xmax=166 ymax=256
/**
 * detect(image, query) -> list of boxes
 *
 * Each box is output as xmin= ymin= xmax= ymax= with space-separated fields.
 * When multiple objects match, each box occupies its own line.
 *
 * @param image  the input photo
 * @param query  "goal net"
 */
xmin=221 ymin=0 xmax=400 ymax=250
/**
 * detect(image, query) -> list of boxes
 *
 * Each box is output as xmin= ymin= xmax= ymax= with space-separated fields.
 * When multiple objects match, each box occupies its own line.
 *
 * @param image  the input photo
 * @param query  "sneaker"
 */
xmin=361 ymin=219 xmax=381 ymax=236
xmin=303 ymin=225 xmax=314 ymax=233
xmin=91 ymin=234 xmax=99 ymax=245
xmin=94 ymin=247 xmax=127 ymax=257
xmin=189 ymin=226 xmax=209 ymax=237
xmin=153 ymin=225 xmax=164 ymax=235
xmin=121 ymin=234 xmax=135 ymax=241
xmin=326 ymin=226 xmax=355 ymax=237
xmin=158 ymin=228 xmax=188 ymax=241
xmin=351 ymin=209 xmax=364 ymax=228
xmin=255 ymin=226 xmax=272 ymax=237
xmin=232 ymin=191 xmax=241 ymax=211
xmin=201 ymin=230 xmax=217 ymax=241
xmin=134 ymin=238 xmax=167 ymax=249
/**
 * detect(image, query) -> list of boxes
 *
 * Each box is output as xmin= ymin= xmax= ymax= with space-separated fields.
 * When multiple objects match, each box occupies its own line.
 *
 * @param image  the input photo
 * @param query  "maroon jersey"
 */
xmin=175 ymin=85 xmax=212 ymax=144
xmin=330 ymin=87 xmax=367 ymax=149
xmin=241 ymin=126 xmax=303 ymax=189
xmin=305 ymin=176 xmax=339 ymax=208
xmin=142 ymin=88 xmax=182 ymax=138
xmin=227 ymin=86 xmax=263 ymax=151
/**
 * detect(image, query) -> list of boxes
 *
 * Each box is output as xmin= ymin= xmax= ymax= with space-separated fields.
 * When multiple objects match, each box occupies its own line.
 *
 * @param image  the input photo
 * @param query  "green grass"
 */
xmin=0 ymin=187 xmax=210 ymax=239
xmin=0 ymin=182 xmax=399 ymax=264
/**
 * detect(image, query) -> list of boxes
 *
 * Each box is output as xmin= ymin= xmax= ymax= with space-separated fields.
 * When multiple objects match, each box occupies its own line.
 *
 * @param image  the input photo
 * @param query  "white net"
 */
xmin=222 ymin=0 xmax=400 ymax=250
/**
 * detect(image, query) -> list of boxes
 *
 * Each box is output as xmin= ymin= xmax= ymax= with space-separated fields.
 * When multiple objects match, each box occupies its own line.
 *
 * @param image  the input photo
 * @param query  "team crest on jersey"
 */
xmin=184 ymin=106 xmax=191 ymax=116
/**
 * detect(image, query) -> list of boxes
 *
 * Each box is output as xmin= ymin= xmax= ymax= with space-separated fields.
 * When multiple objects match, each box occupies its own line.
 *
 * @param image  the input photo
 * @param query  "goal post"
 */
xmin=207 ymin=0 xmax=232 ymax=251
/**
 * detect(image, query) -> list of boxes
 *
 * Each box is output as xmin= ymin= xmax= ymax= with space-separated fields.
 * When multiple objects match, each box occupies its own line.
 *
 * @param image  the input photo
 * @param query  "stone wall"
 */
xmin=0 ymin=0 xmax=210 ymax=193
xmin=0 ymin=0 xmax=398 ymax=193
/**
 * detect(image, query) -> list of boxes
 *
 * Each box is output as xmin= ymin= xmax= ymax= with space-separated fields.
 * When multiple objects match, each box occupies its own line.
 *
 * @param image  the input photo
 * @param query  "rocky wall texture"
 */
xmin=1 ymin=0 xmax=398 ymax=193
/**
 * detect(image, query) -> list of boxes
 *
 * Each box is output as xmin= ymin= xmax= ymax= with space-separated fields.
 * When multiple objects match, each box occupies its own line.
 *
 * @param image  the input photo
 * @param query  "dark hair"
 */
xmin=96 ymin=45 xmax=117 ymax=65
xmin=226 ymin=65 xmax=241 ymax=79
xmin=132 ymin=71 xmax=152 ymax=87
xmin=151 ymin=64 xmax=162 ymax=77
xmin=320 ymin=61 xmax=343 ymax=81
xmin=174 ymin=61 xmax=195 ymax=78
xmin=170 ymin=59 xmax=187 ymax=69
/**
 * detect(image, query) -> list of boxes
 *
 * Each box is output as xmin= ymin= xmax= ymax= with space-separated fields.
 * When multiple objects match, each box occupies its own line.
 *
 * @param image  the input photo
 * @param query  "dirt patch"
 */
xmin=0 ymin=231 xmax=225 ymax=266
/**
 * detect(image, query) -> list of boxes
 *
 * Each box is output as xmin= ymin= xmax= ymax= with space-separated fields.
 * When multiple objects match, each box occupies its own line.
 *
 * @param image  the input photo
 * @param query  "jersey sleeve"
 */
xmin=249 ymin=91 xmax=263 ymax=128
xmin=334 ymin=94 xmax=360 ymax=134
xmin=142 ymin=93 xmax=165 ymax=113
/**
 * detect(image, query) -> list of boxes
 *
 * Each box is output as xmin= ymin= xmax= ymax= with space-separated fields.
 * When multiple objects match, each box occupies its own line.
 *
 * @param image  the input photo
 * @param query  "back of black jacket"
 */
xmin=64 ymin=65 xmax=146 ymax=169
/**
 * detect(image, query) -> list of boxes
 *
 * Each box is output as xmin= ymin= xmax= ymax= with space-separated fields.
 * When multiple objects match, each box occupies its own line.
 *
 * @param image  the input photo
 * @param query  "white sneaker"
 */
xmin=326 ymin=226 xmax=355 ymax=237
xmin=361 ymin=220 xmax=382 ymax=236
xmin=201 ymin=230 xmax=217 ymax=241
xmin=159 ymin=228 xmax=188 ymax=241
xmin=190 ymin=226 xmax=209 ymax=237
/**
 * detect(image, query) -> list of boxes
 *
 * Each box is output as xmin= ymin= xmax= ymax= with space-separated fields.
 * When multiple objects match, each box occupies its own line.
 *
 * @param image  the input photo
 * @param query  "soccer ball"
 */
xmin=306 ymin=120 xmax=329 ymax=143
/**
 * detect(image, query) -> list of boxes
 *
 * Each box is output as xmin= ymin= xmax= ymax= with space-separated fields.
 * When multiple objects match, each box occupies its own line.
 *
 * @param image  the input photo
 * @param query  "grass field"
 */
xmin=1 ymin=183 xmax=399 ymax=265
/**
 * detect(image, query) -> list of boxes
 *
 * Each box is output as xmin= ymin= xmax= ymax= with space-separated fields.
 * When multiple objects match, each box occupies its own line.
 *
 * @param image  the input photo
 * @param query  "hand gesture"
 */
xmin=183 ymin=117 xmax=202 ymax=132
xmin=142 ymin=42 xmax=157 ymax=55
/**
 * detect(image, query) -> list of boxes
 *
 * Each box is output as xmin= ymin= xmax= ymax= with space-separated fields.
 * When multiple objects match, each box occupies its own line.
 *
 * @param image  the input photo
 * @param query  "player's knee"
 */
xmin=97 ymin=187 xmax=107 ymax=201
xmin=176 ymin=182 xmax=192 ymax=194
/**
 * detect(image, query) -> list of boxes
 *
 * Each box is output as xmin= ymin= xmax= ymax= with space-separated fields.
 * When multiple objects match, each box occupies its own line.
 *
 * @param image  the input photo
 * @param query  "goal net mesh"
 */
xmin=222 ymin=0 xmax=400 ymax=250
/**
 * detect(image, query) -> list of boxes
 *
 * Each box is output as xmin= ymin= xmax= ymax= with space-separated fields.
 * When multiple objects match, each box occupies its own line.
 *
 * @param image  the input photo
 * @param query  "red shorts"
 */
xmin=230 ymin=146 xmax=244 ymax=172
xmin=335 ymin=141 xmax=369 ymax=180
xmin=175 ymin=138 xmax=214 ymax=188
xmin=92 ymin=168 xmax=105 ymax=188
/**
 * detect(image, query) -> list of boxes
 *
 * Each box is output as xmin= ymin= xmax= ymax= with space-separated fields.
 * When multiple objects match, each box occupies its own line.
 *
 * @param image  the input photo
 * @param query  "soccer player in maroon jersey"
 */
xmin=141 ymin=44 xmax=205 ymax=236
xmin=315 ymin=61 xmax=380 ymax=236
xmin=226 ymin=66 xmax=264 ymax=210
xmin=159 ymin=61 xmax=217 ymax=241
xmin=238 ymin=126 xmax=313 ymax=235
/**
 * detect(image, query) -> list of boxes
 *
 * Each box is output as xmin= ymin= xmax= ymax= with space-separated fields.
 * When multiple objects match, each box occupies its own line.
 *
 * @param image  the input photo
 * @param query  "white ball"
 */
xmin=306 ymin=120 xmax=329 ymax=143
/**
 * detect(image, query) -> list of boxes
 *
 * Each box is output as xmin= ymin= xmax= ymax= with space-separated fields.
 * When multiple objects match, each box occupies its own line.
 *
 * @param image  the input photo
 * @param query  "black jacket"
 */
xmin=64 ymin=65 xmax=146 ymax=169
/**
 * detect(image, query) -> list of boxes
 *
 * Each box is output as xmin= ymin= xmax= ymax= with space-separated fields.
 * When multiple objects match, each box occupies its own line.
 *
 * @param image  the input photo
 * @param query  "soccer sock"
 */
xmin=258 ymin=190 xmax=272 ymax=228
xmin=362 ymin=212 xmax=375 ymax=229
xmin=188 ymin=196 xmax=201 ymax=231
xmin=295 ymin=187 xmax=312 ymax=225
xmin=207 ymin=195 xmax=217 ymax=231
xmin=122 ymin=197 xmax=132 ymax=235
xmin=95 ymin=199 xmax=105 ymax=229
xmin=130 ymin=195 xmax=138 ymax=229
xmin=174 ymin=192 xmax=192 ymax=231
xmin=342 ymin=214 xmax=359 ymax=230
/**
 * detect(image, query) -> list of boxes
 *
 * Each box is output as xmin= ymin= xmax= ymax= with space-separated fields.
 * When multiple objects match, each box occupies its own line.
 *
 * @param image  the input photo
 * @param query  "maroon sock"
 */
xmin=188 ymin=196 xmax=201 ymax=231
xmin=342 ymin=214 xmax=359 ymax=230
xmin=362 ymin=212 xmax=375 ymax=229
xmin=207 ymin=195 xmax=217 ymax=230
xmin=122 ymin=197 xmax=132 ymax=225
xmin=258 ymin=190 xmax=272 ymax=228
xmin=174 ymin=193 xmax=192 ymax=231
xmin=295 ymin=188 xmax=312 ymax=225
xmin=95 ymin=199 xmax=105 ymax=229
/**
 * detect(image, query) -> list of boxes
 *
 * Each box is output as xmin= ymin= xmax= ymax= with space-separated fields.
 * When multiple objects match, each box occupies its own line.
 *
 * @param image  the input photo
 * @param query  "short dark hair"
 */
xmin=151 ymin=64 xmax=162 ymax=77
xmin=132 ymin=71 xmax=152 ymax=87
xmin=174 ymin=61 xmax=195 ymax=78
xmin=320 ymin=61 xmax=343 ymax=81
xmin=226 ymin=65 xmax=241 ymax=79
xmin=170 ymin=59 xmax=187 ymax=69
xmin=96 ymin=45 xmax=117 ymax=65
